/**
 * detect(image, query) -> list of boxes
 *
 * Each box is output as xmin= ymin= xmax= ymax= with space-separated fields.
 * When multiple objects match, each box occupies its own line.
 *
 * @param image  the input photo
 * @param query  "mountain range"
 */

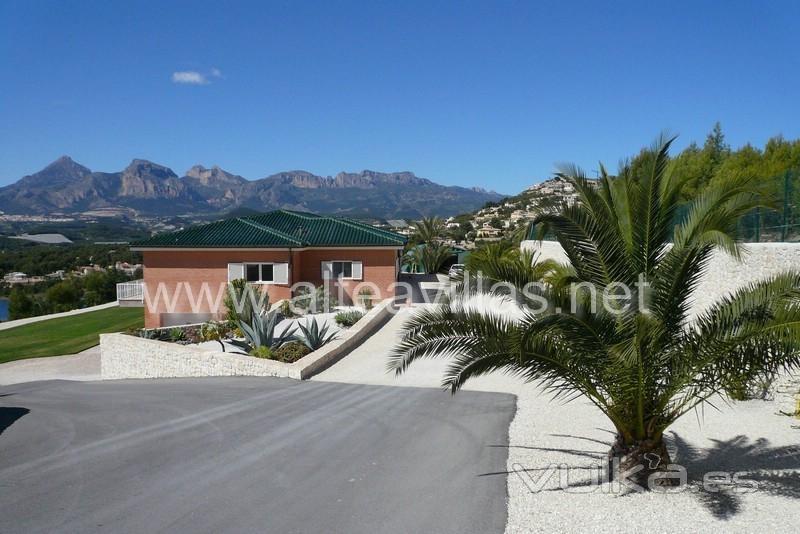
xmin=0 ymin=157 xmax=501 ymax=218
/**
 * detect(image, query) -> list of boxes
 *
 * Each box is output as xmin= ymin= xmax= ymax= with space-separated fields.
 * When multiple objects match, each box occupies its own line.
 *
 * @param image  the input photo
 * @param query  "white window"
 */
xmin=228 ymin=262 xmax=289 ymax=284
xmin=227 ymin=263 xmax=244 ymax=281
xmin=321 ymin=260 xmax=363 ymax=280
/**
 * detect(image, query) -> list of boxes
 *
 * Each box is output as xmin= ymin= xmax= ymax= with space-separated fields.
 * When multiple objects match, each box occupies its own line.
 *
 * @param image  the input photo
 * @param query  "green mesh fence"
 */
xmin=732 ymin=170 xmax=798 ymax=243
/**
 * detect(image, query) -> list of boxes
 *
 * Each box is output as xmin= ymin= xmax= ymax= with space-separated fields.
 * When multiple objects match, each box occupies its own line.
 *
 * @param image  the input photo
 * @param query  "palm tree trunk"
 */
xmin=607 ymin=436 xmax=680 ymax=490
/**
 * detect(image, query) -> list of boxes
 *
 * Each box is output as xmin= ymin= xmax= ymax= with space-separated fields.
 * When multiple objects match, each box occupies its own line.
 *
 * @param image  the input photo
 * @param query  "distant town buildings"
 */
xmin=114 ymin=261 xmax=141 ymax=276
xmin=476 ymin=223 xmax=502 ymax=240
xmin=457 ymin=176 xmax=593 ymax=242
xmin=0 ymin=214 xmax=75 ymax=223
xmin=1 ymin=262 xmax=141 ymax=286
xmin=2 ymin=272 xmax=45 ymax=284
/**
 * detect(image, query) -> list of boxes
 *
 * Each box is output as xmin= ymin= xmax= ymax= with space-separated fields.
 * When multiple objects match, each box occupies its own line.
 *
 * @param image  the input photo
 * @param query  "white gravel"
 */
xmin=504 ymin=386 xmax=800 ymax=533
xmin=314 ymin=305 xmax=800 ymax=533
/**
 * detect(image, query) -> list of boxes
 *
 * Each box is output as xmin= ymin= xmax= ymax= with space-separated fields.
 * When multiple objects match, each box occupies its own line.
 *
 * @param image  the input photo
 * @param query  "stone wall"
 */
xmin=521 ymin=240 xmax=800 ymax=406
xmin=101 ymin=298 xmax=398 ymax=380
xmin=521 ymin=241 xmax=800 ymax=317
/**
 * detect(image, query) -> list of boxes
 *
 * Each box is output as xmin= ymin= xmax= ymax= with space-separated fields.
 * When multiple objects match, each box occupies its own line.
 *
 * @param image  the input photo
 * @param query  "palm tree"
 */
xmin=411 ymin=216 xmax=445 ymax=244
xmin=461 ymin=241 xmax=567 ymax=291
xmin=403 ymin=242 xmax=453 ymax=274
xmin=463 ymin=240 xmax=516 ymax=272
xmin=389 ymin=135 xmax=800 ymax=488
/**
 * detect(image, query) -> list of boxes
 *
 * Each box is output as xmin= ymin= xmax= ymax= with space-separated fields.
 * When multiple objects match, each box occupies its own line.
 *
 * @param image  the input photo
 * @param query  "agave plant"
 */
xmin=230 ymin=308 xmax=297 ymax=355
xmin=297 ymin=318 xmax=339 ymax=351
xmin=390 ymin=135 xmax=800 ymax=488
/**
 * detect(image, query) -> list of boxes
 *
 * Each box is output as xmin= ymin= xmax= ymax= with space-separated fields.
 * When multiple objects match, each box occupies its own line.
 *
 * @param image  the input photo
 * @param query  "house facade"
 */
xmin=132 ymin=210 xmax=406 ymax=328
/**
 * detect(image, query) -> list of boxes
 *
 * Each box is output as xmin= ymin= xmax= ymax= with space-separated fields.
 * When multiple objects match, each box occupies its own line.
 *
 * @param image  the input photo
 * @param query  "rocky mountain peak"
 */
xmin=122 ymin=159 xmax=178 ymax=180
xmin=184 ymin=165 xmax=247 ymax=186
xmin=46 ymin=155 xmax=90 ymax=173
xmin=116 ymin=159 xmax=187 ymax=199
xmin=19 ymin=155 xmax=92 ymax=188
xmin=185 ymin=164 xmax=209 ymax=178
xmin=0 ymin=159 xmax=503 ymax=217
xmin=331 ymin=170 xmax=431 ymax=188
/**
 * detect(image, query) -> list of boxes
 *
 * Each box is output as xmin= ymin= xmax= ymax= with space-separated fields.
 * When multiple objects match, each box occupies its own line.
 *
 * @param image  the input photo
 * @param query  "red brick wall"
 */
xmin=142 ymin=250 xmax=292 ymax=328
xmin=141 ymin=248 xmax=400 ymax=327
xmin=296 ymin=248 xmax=400 ymax=303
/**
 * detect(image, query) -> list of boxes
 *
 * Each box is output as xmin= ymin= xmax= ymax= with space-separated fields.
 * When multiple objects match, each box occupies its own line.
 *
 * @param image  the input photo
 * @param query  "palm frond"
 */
xmin=390 ymin=133 xmax=800 ymax=455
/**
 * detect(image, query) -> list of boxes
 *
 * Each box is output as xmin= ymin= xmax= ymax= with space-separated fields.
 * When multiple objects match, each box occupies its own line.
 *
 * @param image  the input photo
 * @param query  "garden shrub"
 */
xmin=273 ymin=342 xmax=312 ymax=363
xmin=280 ymin=299 xmax=297 ymax=318
xmin=358 ymin=287 xmax=375 ymax=310
xmin=200 ymin=321 xmax=227 ymax=352
xmin=169 ymin=327 xmax=186 ymax=342
xmin=335 ymin=310 xmax=364 ymax=327
xmin=249 ymin=345 xmax=274 ymax=359
xmin=224 ymin=278 xmax=269 ymax=323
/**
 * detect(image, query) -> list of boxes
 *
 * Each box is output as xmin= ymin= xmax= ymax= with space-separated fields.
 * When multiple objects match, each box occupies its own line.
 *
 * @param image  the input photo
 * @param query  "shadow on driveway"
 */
xmin=0 ymin=406 xmax=28 ymax=436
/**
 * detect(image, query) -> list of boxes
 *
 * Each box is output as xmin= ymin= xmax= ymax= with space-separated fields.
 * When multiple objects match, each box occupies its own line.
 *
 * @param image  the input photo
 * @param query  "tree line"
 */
xmin=5 ymin=268 xmax=141 ymax=320
xmin=0 ymin=242 xmax=143 ymax=320
xmin=0 ymin=241 xmax=141 ymax=277
xmin=624 ymin=124 xmax=798 ymax=196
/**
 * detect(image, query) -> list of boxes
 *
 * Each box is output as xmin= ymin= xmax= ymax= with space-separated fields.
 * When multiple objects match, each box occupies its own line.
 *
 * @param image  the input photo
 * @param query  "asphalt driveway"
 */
xmin=0 ymin=377 xmax=515 ymax=534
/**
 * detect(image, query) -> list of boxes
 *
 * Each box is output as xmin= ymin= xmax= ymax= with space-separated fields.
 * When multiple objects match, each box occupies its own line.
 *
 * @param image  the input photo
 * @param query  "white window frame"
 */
xmin=321 ymin=260 xmax=362 ymax=280
xmin=244 ymin=262 xmax=277 ymax=284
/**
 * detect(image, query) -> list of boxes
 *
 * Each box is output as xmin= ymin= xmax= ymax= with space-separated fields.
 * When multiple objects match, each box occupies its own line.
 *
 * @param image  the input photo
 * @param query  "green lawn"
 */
xmin=0 ymin=306 xmax=143 ymax=364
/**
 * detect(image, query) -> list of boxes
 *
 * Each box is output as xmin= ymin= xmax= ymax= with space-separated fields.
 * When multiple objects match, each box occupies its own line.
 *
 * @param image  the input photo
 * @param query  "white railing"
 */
xmin=117 ymin=279 xmax=144 ymax=301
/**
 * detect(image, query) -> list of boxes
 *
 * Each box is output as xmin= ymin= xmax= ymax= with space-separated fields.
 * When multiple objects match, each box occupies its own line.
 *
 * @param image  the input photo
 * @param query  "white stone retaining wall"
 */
xmin=521 ymin=240 xmax=800 ymax=404
xmin=521 ymin=241 xmax=800 ymax=317
xmin=101 ymin=298 xmax=398 ymax=380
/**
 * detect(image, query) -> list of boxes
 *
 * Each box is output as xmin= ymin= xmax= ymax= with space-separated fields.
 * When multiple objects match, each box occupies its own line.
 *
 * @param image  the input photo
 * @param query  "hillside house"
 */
xmin=132 ymin=210 xmax=407 ymax=327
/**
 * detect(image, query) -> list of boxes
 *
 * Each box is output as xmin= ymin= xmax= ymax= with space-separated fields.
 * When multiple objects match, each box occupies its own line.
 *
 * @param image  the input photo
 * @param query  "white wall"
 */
xmin=100 ymin=298 xmax=399 ymax=380
xmin=521 ymin=240 xmax=800 ymax=317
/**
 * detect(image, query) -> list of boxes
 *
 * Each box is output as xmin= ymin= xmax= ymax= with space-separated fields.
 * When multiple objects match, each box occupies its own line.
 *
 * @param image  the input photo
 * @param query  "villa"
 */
xmin=476 ymin=223 xmax=503 ymax=240
xmin=131 ymin=210 xmax=407 ymax=327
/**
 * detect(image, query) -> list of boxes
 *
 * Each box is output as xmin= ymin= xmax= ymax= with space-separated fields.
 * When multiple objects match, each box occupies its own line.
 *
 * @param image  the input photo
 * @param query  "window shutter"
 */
xmin=274 ymin=263 xmax=289 ymax=284
xmin=321 ymin=261 xmax=333 ymax=279
xmin=351 ymin=261 xmax=363 ymax=280
xmin=227 ymin=263 xmax=244 ymax=282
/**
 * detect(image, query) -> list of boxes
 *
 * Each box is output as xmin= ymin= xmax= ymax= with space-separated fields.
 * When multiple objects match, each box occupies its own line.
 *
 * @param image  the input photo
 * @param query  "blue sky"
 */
xmin=1 ymin=1 xmax=799 ymax=194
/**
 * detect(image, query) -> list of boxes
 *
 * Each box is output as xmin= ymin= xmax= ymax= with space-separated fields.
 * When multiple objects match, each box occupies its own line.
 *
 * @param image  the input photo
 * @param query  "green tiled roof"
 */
xmin=131 ymin=210 xmax=407 ymax=248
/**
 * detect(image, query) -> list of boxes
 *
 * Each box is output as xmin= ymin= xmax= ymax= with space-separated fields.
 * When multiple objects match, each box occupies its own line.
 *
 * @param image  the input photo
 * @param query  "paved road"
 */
xmin=0 ymin=378 xmax=515 ymax=534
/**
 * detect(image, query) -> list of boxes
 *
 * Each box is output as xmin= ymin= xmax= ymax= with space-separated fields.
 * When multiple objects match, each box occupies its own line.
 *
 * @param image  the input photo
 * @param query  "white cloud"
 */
xmin=171 ymin=68 xmax=223 ymax=85
xmin=171 ymin=71 xmax=209 ymax=85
